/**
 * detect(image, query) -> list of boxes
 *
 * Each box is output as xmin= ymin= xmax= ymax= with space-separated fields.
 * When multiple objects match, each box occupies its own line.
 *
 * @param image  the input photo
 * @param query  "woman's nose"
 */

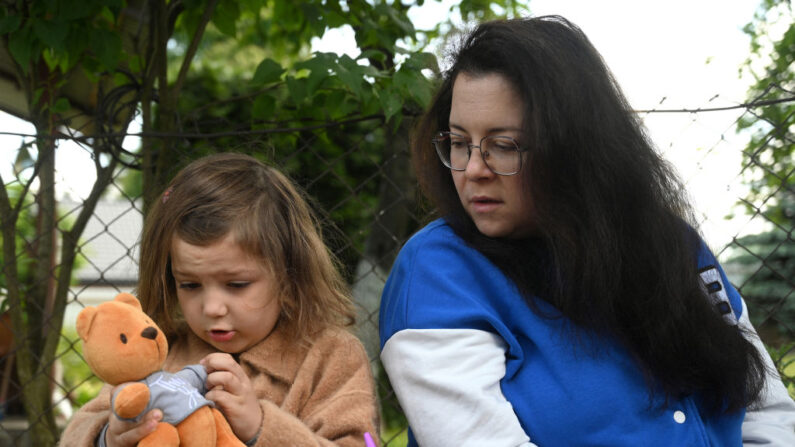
xmin=464 ymin=146 xmax=493 ymax=179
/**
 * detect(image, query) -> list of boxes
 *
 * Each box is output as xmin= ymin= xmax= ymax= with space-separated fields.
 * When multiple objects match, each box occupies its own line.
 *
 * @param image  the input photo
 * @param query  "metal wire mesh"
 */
xmin=0 ymin=87 xmax=792 ymax=446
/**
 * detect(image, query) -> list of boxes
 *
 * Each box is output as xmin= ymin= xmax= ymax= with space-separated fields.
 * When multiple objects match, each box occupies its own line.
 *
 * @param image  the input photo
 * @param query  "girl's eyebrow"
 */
xmin=172 ymin=267 xmax=261 ymax=277
xmin=171 ymin=267 xmax=186 ymax=277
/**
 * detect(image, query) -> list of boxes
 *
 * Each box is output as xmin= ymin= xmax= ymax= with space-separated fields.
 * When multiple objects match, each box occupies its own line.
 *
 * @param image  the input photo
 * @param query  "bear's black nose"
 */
xmin=141 ymin=327 xmax=158 ymax=340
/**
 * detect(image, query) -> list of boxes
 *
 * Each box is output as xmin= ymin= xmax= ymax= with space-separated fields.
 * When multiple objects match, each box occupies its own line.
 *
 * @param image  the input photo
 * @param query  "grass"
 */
xmin=765 ymin=341 xmax=795 ymax=400
xmin=381 ymin=426 xmax=408 ymax=447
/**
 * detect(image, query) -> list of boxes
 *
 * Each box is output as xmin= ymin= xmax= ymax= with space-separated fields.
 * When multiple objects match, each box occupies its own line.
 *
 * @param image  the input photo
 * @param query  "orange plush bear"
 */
xmin=77 ymin=293 xmax=245 ymax=447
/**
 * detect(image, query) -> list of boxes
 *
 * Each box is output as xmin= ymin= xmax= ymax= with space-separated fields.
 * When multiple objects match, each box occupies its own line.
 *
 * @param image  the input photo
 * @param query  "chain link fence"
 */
xmin=0 ymin=86 xmax=793 ymax=445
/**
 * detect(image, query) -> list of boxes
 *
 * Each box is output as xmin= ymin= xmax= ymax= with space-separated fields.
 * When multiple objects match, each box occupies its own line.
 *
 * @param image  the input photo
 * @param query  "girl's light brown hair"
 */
xmin=137 ymin=153 xmax=354 ymax=344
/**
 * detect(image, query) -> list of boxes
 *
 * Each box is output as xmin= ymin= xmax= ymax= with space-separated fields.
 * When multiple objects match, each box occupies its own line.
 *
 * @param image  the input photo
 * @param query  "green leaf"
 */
xmin=58 ymin=0 xmax=99 ymax=21
xmin=32 ymin=88 xmax=44 ymax=108
xmin=42 ymin=48 xmax=59 ymax=71
xmin=378 ymin=87 xmax=403 ymax=122
xmin=393 ymin=67 xmax=435 ymax=107
xmin=252 ymin=58 xmax=285 ymax=85
xmin=8 ymin=28 xmax=34 ymax=73
xmin=375 ymin=3 xmax=415 ymax=36
xmin=411 ymin=78 xmax=434 ymax=107
xmin=99 ymin=6 xmax=116 ymax=23
xmin=388 ymin=112 xmax=404 ymax=133
xmin=299 ymin=3 xmax=325 ymax=37
xmin=323 ymin=10 xmax=347 ymax=29
xmin=324 ymin=89 xmax=357 ymax=118
xmin=286 ymin=75 xmax=307 ymax=104
xmin=113 ymin=72 xmax=129 ymax=87
xmin=392 ymin=69 xmax=412 ymax=90
xmin=13 ymin=146 xmax=34 ymax=175
xmin=33 ymin=20 xmax=69 ymax=52
xmin=0 ymin=14 xmax=21 ymax=34
xmin=273 ymin=0 xmax=303 ymax=32
xmin=91 ymin=29 xmax=122 ymax=70
xmin=405 ymin=51 xmax=439 ymax=72
xmin=213 ymin=0 xmax=240 ymax=38
xmin=52 ymin=97 xmax=71 ymax=114
xmin=335 ymin=55 xmax=364 ymax=97
xmin=357 ymin=49 xmax=386 ymax=66
xmin=129 ymin=55 xmax=142 ymax=73
xmin=361 ymin=88 xmax=381 ymax=115
xmin=58 ymin=53 xmax=71 ymax=74
xmin=295 ymin=53 xmax=335 ymax=95
xmin=65 ymin=23 xmax=89 ymax=57
xmin=252 ymin=94 xmax=276 ymax=120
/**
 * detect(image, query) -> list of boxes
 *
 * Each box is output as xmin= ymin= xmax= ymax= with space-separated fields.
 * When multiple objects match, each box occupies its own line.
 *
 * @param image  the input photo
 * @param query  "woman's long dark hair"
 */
xmin=412 ymin=15 xmax=766 ymax=412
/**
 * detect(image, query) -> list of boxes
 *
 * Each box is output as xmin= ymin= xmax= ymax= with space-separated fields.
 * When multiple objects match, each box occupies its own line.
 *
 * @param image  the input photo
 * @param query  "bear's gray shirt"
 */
xmin=112 ymin=364 xmax=214 ymax=425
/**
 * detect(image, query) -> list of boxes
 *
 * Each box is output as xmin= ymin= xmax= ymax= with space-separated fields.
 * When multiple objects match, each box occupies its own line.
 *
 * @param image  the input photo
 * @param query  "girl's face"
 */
xmin=171 ymin=232 xmax=280 ymax=353
xmin=449 ymin=72 xmax=536 ymax=238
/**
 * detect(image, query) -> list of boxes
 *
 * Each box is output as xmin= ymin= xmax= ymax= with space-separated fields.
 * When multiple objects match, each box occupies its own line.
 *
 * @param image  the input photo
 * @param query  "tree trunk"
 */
xmin=140 ymin=0 xmax=217 ymax=214
xmin=15 ymin=130 xmax=59 ymax=446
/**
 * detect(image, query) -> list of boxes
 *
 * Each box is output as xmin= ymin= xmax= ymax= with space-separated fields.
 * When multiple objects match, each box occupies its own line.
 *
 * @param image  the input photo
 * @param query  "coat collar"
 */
xmin=170 ymin=323 xmax=308 ymax=384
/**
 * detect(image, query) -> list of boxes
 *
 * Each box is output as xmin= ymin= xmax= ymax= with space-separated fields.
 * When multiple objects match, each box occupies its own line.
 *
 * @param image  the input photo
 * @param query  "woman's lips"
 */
xmin=208 ymin=330 xmax=235 ymax=342
xmin=470 ymin=196 xmax=501 ymax=213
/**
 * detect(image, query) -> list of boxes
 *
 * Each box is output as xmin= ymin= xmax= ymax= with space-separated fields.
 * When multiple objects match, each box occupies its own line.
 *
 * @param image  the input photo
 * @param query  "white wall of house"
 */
xmin=62 ymin=199 xmax=142 ymax=330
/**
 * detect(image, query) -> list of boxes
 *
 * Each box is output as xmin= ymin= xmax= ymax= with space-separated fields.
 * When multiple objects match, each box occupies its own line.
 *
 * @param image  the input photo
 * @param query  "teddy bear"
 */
xmin=76 ymin=292 xmax=245 ymax=447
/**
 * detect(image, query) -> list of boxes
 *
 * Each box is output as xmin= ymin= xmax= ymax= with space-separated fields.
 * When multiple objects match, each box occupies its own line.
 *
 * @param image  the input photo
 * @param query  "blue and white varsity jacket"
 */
xmin=379 ymin=219 xmax=795 ymax=447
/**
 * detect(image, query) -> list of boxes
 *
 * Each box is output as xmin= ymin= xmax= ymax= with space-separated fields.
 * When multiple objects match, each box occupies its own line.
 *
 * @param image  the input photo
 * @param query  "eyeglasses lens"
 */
xmin=433 ymin=132 xmax=521 ymax=175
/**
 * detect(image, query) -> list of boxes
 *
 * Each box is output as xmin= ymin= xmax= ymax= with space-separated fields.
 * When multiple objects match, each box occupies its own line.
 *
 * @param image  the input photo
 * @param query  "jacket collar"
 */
xmin=172 ymin=323 xmax=307 ymax=384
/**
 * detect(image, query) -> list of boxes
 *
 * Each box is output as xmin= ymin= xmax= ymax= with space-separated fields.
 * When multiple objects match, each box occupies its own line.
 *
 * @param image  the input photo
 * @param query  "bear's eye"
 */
xmin=120 ymin=333 xmax=127 ymax=344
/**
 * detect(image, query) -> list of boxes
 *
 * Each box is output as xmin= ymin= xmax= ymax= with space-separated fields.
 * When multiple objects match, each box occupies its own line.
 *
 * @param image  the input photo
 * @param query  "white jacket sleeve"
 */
xmin=740 ymin=299 xmax=795 ymax=444
xmin=381 ymin=328 xmax=537 ymax=447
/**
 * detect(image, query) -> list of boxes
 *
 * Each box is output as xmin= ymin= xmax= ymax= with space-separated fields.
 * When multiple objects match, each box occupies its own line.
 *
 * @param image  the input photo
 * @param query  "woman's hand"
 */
xmin=105 ymin=407 xmax=162 ymax=447
xmin=201 ymin=353 xmax=263 ymax=442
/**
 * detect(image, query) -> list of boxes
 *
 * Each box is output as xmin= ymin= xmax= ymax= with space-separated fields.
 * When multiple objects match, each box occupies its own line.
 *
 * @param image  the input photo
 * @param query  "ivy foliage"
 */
xmin=141 ymin=0 xmax=526 ymax=274
xmin=166 ymin=0 xmax=526 ymax=129
xmin=0 ymin=0 xmax=129 ymax=116
xmin=728 ymin=0 xmax=794 ymax=343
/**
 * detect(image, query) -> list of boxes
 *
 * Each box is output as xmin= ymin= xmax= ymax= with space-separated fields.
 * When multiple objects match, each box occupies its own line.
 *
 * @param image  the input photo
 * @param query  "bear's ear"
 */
xmin=114 ymin=293 xmax=142 ymax=311
xmin=76 ymin=307 xmax=97 ymax=342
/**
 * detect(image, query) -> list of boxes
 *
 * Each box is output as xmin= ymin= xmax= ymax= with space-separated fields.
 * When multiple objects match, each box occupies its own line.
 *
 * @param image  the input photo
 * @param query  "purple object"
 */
xmin=364 ymin=432 xmax=377 ymax=447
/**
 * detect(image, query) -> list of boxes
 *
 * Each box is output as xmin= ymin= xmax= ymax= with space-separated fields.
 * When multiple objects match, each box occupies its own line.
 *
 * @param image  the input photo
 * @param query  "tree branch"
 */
xmin=43 ymin=153 xmax=120 ymax=380
xmin=172 ymin=0 xmax=219 ymax=97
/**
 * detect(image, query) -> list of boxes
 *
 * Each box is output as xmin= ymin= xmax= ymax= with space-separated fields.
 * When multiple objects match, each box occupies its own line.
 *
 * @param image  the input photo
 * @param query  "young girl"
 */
xmin=62 ymin=153 xmax=380 ymax=446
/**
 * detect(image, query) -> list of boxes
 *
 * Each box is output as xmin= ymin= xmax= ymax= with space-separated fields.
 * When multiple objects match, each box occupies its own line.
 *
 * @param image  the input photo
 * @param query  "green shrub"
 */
xmin=58 ymin=329 xmax=103 ymax=409
xmin=766 ymin=341 xmax=795 ymax=400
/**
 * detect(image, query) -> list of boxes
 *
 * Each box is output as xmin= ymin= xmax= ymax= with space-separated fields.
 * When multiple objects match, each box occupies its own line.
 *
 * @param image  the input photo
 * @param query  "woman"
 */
xmin=379 ymin=16 xmax=795 ymax=446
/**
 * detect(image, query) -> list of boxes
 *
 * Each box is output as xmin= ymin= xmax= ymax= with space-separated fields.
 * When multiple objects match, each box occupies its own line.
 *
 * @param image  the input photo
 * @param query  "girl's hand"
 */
xmin=105 ymin=407 xmax=162 ymax=447
xmin=201 ymin=353 xmax=263 ymax=442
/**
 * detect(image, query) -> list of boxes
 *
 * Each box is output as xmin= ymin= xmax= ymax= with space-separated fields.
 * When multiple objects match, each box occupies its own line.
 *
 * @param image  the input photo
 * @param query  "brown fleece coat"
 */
xmin=60 ymin=324 xmax=380 ymax=446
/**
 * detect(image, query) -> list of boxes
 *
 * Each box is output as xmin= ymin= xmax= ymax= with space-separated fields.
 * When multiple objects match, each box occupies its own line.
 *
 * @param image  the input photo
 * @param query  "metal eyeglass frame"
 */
xmin=432 ymin=131 xmax=524 ymax=176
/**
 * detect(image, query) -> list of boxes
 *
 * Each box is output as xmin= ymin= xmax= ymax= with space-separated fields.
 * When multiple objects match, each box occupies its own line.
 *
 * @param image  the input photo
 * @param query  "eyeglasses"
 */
xmin=432 ymin=131 xmax=524 ymax=176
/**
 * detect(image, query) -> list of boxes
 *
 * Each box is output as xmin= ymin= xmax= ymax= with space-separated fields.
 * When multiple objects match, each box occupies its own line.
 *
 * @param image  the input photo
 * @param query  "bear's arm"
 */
xmin=113 ymin=382 xmax=151 ymax=420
